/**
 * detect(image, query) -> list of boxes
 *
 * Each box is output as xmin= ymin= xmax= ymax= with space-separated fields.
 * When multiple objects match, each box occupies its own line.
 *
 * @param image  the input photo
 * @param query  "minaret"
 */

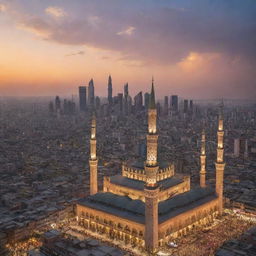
xmin=145 ymin=78 xmax=158 ymax=185
xmin=89 ymin=113 xmax=98 ymax=195
xmin=144 ymin=78 xmax=159 ymax=252
xmin=200 ymin=129 xmax=206 ymax=187
xmin=215 ymin=103 xmax=225 ymax=214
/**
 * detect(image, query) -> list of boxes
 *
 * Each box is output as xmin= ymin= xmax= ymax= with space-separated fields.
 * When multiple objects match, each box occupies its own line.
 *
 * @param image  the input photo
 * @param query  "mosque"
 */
xmin=76 ymin=82 xmax=225 ymax=253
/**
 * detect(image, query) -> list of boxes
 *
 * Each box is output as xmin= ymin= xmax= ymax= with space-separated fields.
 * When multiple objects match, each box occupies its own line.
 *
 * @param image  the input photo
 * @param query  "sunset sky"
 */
xmin=0 ymin=0 xmax=255 ymax=99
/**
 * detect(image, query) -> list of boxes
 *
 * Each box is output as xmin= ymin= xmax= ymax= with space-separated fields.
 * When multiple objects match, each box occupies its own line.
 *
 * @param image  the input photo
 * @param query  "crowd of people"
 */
xmin=6 ymin=237 xmax=42 ymax=256
xmin=164 ymin=213 xmax=254 ymax=256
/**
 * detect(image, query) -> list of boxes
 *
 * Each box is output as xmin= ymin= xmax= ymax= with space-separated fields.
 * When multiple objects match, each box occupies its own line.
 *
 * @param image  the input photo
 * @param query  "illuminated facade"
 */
xmin=215 ymin=103 xmax=225 ymax=215
xmin=200 ymin=129 xmax=206 ymax=188
xmin=77 ymin=83 xmax=225 ymax=253
xmin=89 ymin=114 xmax=98 ymax=195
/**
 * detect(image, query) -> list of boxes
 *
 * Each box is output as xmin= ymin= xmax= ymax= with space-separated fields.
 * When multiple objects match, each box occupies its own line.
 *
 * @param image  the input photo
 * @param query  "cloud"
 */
xmin=1 ymin=0 xmax=255 ymax=99
xmin=3 ymin=0 xmax=256 ymax=67
xmin=117 ymin=26 xmax=136 ymax=36
xmin=65 ymin=50 xmax=85 ymax=57
xmin=0 ymin=3 xmax=6 ymax=12
xmin=45 ymin=6 xmax=66 ymax=18
xmin=17 ymin=16 xmax=52 ymax=38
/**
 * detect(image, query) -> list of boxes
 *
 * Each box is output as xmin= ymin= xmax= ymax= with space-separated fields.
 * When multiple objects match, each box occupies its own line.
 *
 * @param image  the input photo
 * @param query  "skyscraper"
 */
xmin=124 ymin=83 xmax=129 ymax=98
xmin=95 ymin=96 xmax=101 ymax=110
xmin=189 ymin=100 xmax=193 ymax=113
xmin=184 ymin=99 xmax=189 ymax=114
xmin=117 ymin=93 xmax=123 ymax=115
xmin=171 ymin=95 xmax=178 ymax=112
xmin=88 ymin=79 xmax=95 ymax=108
xmin=79 ymin=86 xmax=87 ymax=111
xmin=55 ymin=96 xmax=61 ymax=112
xmin=144 ymin=92 xmax=150 ymax=109
xmin=108 ymin=75 xmax=113 ymax=105
xmin=63 ymin=99 xmax=68 ymax=114
xmin=127 ymin=95 xmax=132 ymax=115
xmin=124 ymin=83 xmax=129 ymax=115
xmin=164 ymin=96 xmax=169 ymax=115
xmin=134 ymin=91 xmax=143 ymax=113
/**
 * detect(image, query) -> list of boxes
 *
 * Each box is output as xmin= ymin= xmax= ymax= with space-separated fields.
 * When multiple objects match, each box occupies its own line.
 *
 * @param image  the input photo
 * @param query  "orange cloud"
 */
xmin=0 ymin=3 xmax=6 ymax=12
xmin=178 ymin=52 xmax=221 ymax=73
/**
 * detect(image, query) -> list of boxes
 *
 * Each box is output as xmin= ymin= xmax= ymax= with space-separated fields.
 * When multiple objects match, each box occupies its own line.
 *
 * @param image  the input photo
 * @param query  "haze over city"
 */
xmin=0 ymin=0 xmax=256 ymax=99
xmin=1 ymin=1 xmax=256 ymax=256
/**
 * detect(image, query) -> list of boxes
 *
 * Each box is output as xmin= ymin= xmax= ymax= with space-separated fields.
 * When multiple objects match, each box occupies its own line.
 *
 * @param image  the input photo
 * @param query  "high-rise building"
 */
xmin=134 ymin=91 xmax=143 ymax=113
xmin=117 ymin=93 xmax=123 ymax=115
xmin=124 ymin=83 xmax=129 ymax=98
xmin=124 ymin=83 xmax=129 ymax=115
xmin=108 ymin=75 xmax=113 ymax=105
xmin=127 ymin=95 xmax=132 ymax=115
xmin=164 ymin=96 xmax=168 ymax=115
xmin=88 ymin=79 xmax=95 ymax=108
xmin=95 ymin=96 xmax=101 ymax=110
xmin=49 ymin=101 xmax=54 ymax=114
xmin=63 ymin=99 xmax=76 ymax=115
xmin=79 ymin=86 xmax=87 ymax=111
xmin=55 ymin=96 xmax=61 ymax=114
xmin=63 ymin=99 xmax=68 ymax=114
xmin=144 ymin=93 xmax=150 ymax=109
xmin=189 ymin=100 xmax=193 ymax=113
xmin=184 ymin=99 xmax=189 ymax=114
xmin=171 ymin=95 xmax=178 ymax=112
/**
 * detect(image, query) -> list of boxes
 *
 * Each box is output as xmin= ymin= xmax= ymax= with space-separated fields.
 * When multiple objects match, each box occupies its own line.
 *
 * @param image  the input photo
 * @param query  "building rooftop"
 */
xmin=43 ymin=229 xmax=60 ymax=239
xmin=78 ymin=187 xmax=217 ymax=224
xmin=109 ymin=175 xmax=183 ymax=191
xmin=159 ymin=187 xmax=217 ymax=222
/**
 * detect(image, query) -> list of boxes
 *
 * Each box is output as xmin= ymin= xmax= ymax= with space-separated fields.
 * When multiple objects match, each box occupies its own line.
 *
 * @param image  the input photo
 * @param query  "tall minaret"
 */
xmin=215 ymin=103 xmax=225 ymax=214
xmin=89 ymin=113 xmax=98 ymax=195
xmin=145 ymin=78 xmax=159 ymax=185
xmin=144 ymin=78 xmax=159 ymax=252
xmin=200 ymin=129 xmax=206 ymax=187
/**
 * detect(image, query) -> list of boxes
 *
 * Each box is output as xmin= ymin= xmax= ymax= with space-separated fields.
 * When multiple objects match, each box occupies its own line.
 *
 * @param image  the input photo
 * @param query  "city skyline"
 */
xmin=0 ymin=0 xmax=256 ymax=99
xmin=1 ymin=2 xmax=256 ymax=255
